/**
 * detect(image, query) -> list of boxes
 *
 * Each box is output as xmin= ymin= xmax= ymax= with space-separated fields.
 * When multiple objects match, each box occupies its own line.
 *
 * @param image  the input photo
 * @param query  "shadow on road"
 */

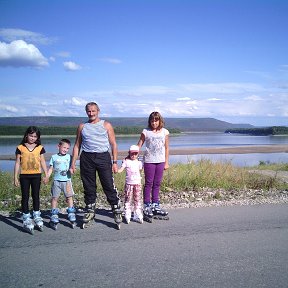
xmin=0 ymin=207 xmax=122 ymax=232
xmin=0 ymin=213 xmax=23 ymax=233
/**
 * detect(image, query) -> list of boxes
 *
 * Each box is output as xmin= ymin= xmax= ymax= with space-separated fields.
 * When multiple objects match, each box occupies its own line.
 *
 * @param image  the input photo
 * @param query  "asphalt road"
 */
xmin=0 ymin=204 xmax=288 ymax=288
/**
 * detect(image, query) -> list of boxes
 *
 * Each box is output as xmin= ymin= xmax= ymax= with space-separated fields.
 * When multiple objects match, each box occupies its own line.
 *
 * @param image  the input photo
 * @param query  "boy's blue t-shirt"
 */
xmin=49 ymin=153 xmax=72 ymax=181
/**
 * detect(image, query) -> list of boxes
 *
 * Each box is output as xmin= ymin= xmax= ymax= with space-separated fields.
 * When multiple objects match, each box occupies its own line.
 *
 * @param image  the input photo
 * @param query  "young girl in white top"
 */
xmin=137 ymin=111 xmax=169 ymax=222
xmin=118 ymin=145 xmax=143 ymax=224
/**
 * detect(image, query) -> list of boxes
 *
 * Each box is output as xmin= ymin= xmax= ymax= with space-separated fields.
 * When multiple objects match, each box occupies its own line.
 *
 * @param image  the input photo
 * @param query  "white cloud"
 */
xmin=71 ymin=97 xmax=87 ymax=106
xmin=64 ymin=97 xmax=87 ymax=106
xmin=97 ymin=57 xmax=122 ymax=64
xmin=115 ymin=85 xmax=174 ymax=96
xmin=63 ymin=61 xmax=82 ymax=71
xmin=0 ymin=103 xmax=18 ymax=112
xmin=0 ymin=28 xmax=56 ymax=45
xmin=244 ymin=95 xmax=264 ymax=101
xmin=56 ymin=51 xmax=71 ymax=58
xmin=0 ymin=40 xmax=49 ymax=68
xmin=207 ymin=98 xmax=222 ymax=101
xmin=179 ymin=82 xmax=263 ymax=94
xmin=177 ymin=97 xmax=190 ymax=101
xmin=0 ymin=81 xmax=287 ymax=126
xmin=278 ymin=64 xmax=288 ymax=71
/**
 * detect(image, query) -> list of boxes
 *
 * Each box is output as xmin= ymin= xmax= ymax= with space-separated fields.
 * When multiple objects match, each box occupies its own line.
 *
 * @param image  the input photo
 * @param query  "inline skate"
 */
xmin=151 ymin=203 xmax=169 ymax=220
xmin=124 ymin=210 xmax=131 ymax=224
xmin=133 ymin=208 xmax=143 ymax=224
xmin=33 ymin=210 xmax=44 ymax=231
xmin=143 ymin=203 xmax=153 ymax=223
xmin=81 ymin=203 xmax=96 ymax=229
xmin=112 ymin=203 xmax=122 ymax=230
xmin=49 ymin=208 xmax=59 ymax=230
xmin=67 ymin=206 xmax=76 ymax=229
xmin=22 ymin=213 xmax=34 ymax=235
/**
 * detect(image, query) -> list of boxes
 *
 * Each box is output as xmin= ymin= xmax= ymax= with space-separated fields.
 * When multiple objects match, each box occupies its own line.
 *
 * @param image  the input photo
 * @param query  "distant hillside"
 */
xmin=0 ymin=116 xmax=253 ymax=132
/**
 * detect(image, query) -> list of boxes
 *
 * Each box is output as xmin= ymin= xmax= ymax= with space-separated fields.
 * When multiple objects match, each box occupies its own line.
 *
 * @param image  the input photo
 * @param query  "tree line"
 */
xmin=225 ymin=126 xmax=288 ymax=136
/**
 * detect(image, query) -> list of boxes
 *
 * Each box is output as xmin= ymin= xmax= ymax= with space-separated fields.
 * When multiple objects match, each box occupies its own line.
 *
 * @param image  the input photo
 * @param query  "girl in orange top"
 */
xmin=14 ymin=126 xmax=48 ymax=234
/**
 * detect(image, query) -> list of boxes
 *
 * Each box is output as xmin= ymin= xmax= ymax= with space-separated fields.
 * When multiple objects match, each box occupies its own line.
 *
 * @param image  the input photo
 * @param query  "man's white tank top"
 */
xmin=81 ymin=120 xmax=110 ymax=153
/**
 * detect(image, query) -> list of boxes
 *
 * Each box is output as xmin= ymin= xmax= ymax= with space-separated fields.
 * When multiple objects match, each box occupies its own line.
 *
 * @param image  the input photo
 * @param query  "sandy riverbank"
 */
xmin=0 ymin=144 xmax=287 ymax=160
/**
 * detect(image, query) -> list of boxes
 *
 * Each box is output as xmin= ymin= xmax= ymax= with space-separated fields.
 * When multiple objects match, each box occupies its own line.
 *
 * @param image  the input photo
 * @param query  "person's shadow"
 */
xmin=0 ymin=210 xmax=70 ymax=233
xmin=94 ymin=208 xmax=122 ymax=229
xmin=42 ymin=210 xmax=76 ymax=229
xmin=0 ymin=212 xmax=24 ymax=232
xmin=0 ymin=207 xmax=123 ymax=232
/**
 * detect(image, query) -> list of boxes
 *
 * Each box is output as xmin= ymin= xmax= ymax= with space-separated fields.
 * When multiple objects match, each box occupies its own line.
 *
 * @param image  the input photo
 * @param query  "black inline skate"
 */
xmin=151 ymin=203 xmax=169 ymax=220
xmin=112 ymin=203 xmax=122 ymax=230
xmin=81 ymin=203 xmax=96 ymax=229
xmin=143 ymin=203 xmax=153 ymax=223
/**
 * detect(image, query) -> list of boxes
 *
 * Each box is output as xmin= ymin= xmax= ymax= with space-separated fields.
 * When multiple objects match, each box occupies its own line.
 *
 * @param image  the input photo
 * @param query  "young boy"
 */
xmin=47 ymin=138 xmax=76 ymax=229
xmin=118 ymin=145 xmax=143 ymax=224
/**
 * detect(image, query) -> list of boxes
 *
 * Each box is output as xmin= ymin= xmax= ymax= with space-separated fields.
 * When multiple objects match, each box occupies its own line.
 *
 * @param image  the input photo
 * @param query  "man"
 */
xmin=70 ymin=102 xmax=122 ymax=229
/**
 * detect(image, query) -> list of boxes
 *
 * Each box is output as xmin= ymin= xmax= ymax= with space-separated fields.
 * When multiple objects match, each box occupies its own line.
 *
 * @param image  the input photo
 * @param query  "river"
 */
xmin=0 ymin=132 xmax=287 ymax=172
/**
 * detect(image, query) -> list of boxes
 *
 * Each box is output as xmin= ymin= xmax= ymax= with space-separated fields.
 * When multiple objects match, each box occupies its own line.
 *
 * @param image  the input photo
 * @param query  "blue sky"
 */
xmin=0 ymin=0 xmax=287 ymax=126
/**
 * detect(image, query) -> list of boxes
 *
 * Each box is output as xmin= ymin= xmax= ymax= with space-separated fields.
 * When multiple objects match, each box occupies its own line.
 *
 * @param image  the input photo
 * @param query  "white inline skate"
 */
xmin=124 ymin=209 xmax=131 ymax=224
xmin=67 ymin=207 xmax=76 ymax=229
xmin=133 ymin=208 xmax=143 ymax=224
xmin=22 ymin=213 xmax=34 ymax=235
xmin=33 ymin=210 xmax=44 ymax=231
xmin=49 ymin=208 xmax=59 ymax=230
xmin=124 ymin=203 xmax=131 ymax=224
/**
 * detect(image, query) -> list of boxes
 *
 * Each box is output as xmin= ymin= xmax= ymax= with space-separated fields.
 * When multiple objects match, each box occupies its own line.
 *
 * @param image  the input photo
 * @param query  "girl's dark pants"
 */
xmin=80 ymin=151 xmax=119 ymax=206
xmin=20 ymin=174 xmax=41 ymax=214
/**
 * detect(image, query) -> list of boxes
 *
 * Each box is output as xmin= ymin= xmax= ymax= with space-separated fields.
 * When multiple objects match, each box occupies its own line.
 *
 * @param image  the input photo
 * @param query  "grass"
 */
xmin=252 ymin=161 xmax=288 ymax=171
xmin=1 ymin=159 xmax=287 ymax=212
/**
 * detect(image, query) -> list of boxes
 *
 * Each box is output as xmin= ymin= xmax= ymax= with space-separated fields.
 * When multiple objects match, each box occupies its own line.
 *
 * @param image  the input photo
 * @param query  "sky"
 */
xmin=0 ymin=0 xmax=287 ymax=126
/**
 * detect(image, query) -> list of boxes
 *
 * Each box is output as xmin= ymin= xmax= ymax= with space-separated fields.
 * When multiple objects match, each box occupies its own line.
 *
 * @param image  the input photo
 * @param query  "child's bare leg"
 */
xmin=66 ymin=196 xmax=73 ymax=208
xmin=51 ymin=197 xmax=58 ymax=209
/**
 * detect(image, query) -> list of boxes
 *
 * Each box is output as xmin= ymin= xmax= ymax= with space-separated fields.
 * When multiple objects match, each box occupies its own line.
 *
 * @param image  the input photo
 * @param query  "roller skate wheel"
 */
xmin=24 ymin=227 xmax=34 ymax=235
xmin=117 ymin=223 xmax=121 ymax=230
xmin=144 ymin=217 xmax=153 ymax=223
xmin=81 ymin=223 xmax=86 ymax=229
xmin=71 ymin=222 xmax=75 ymax=229
xmin=50 ymin=222 xmax=58 ymax=230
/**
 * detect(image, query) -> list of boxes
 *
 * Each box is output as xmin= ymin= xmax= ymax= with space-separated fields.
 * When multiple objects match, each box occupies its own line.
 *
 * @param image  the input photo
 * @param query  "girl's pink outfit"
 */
xmin=120 ymin=158 xmax=143 ymax=223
